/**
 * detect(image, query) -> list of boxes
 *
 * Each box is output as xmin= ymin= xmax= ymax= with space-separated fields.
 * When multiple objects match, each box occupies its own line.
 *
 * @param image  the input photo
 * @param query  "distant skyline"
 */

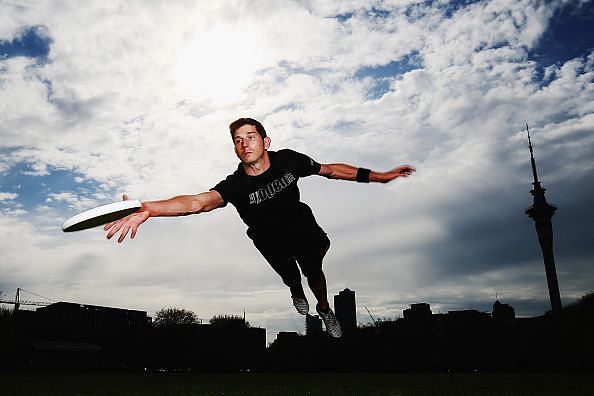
xmin=1 ymin=0 xmax=594 ymax=343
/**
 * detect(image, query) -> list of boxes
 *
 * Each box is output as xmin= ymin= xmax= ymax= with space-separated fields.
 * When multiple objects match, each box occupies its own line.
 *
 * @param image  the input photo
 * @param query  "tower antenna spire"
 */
xmin=524 ymin=123 xmax=561 ymax=315
xmin=526 ymin=123 xmax=540 ymax=185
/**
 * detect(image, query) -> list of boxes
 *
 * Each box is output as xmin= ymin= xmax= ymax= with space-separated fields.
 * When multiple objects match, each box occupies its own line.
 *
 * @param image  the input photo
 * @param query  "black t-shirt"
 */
xmin=212 ymin=149 xmax=321 ymax=239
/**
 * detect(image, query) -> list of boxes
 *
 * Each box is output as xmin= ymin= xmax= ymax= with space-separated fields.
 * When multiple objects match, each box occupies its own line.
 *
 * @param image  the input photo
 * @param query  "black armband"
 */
xmin=356 ymin=167 xmax=371 ymax=183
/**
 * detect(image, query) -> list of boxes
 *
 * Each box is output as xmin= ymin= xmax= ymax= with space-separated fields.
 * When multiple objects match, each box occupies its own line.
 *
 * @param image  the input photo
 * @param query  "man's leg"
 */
xmin=289 ymin=278 xmax=309 ymax=315
xmin=307 ymin=270 xmax=329 ymax=311
xmin=252 ymin=239 xmax=309 ymax=314
xmin=303 ymin=240 xmax=331 ymax=310
xmin=308 ymin=270 xmax=342 ymax=338
xmin=298 ymin=242 xmax=342 ymax=338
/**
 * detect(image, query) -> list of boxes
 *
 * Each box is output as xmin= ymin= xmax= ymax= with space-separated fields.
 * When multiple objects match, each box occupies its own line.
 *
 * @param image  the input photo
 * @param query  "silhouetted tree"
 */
xmin=209 ymin=314 xmax=249 ymax=329
xmin=0 ymin=306 xmax=11 ymax=323
xmin=153 ymin=307 xmax=198 ymax=327
xmin=0 ymin=306 xmax=10 ymax=317
xmin=0 ymin=306 xmax=13 ymax=346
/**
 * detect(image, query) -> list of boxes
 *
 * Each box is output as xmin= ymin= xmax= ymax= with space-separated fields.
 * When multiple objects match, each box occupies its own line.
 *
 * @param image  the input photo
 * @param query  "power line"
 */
xmin=18 ymin=288 xmax=58 ymax=303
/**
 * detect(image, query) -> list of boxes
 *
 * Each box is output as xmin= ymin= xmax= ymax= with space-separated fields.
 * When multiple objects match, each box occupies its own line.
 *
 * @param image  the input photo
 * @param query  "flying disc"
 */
xmin=61 ymin=200 xmax=142 ymax=232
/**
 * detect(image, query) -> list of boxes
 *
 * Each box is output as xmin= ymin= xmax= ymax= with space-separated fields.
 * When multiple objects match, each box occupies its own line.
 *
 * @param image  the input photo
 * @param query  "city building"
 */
xmin=403 ymin=302 xmax=432 ymax=322
xmin=334 ymin=288 xmax=356 ymax=333
xmin=305 ymin=313 xmax=322 ymax=335
xmin=492 ymin=299 xmax=515 ymax=323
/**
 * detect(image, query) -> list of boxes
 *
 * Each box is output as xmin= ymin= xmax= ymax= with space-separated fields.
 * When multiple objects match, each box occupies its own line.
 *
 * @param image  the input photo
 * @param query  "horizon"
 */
xmin=3 ymin=286 xmax=590 ymax=337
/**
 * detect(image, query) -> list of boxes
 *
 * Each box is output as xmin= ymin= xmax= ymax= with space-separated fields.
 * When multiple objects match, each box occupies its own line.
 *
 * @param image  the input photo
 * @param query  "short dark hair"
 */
xmin=229 ymin=118 xmax=267 ymax=139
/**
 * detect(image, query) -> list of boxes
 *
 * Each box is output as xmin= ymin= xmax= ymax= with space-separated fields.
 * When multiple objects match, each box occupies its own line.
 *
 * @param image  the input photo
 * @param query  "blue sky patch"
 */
xmin=362 ymin=79 xmax=392 ymax=100
xmin=0 ymin=25 xmax=51 ymax=61
xmin=331 ymin=6 xmax=390 ymax=22
xmin=366 ymin=7 xmax=391 ymax=20
xmin=440 ymin=0 xmax=482 ymax=19
xmin=355 ymin=53 xmax=421 ymax=80
xmin=529 ymin=1 xmax=594 ymax=85
xmin=332 ymin=12 xmax=354 ymax=22
xmin=530 ymin=1 xmax=594 ymax=67
xmin=354 ymin=54 xmax=421 ymax=99
xmin=404 ymin=0 xmax=482 ymax=22
xmin=0 ymin=161 xmax=105 ymax=215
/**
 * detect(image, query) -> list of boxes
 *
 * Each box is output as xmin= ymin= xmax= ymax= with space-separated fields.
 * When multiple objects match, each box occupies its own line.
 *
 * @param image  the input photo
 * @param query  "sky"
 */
xmin=1 ymin=0 xmax=593 ymax=343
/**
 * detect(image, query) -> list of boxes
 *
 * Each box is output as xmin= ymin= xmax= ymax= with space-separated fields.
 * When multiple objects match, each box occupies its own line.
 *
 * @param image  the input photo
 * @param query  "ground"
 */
xmin=1 ymin=371 xmax=594 ymax=395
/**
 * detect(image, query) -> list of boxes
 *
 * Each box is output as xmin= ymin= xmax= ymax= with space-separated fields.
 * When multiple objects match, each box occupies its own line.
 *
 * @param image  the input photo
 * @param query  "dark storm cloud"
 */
xmin=425 ymin=194 xmax=538 ymax=277
xmin=423 ymin=135 xmax=594 ymax=282
xmin=547 ymin=173 xmax=594 ymax=260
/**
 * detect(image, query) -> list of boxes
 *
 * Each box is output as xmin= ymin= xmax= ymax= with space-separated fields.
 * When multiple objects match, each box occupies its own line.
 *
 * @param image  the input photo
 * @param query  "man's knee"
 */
xmin=305 ymin=269 xmax=324 ymax=283
xmin=320 ymin=238 xmax=330 ymax=258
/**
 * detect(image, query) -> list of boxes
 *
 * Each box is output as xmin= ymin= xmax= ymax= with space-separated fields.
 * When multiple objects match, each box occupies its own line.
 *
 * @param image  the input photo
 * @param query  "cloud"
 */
xmin=0 ymin=192 xmax=18 ymax=201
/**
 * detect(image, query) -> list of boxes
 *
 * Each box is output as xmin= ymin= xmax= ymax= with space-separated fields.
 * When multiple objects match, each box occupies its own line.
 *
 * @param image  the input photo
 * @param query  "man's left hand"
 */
xmin=374 ymin=165 xmax=416 ymax=183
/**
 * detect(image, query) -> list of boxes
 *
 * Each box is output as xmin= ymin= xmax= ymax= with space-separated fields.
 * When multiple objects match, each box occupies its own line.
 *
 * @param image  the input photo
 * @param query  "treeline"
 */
xmin=0 ymin=305 xmax=263 ymax=371
xmin=151 ymin=307 xmax=250 ymax=328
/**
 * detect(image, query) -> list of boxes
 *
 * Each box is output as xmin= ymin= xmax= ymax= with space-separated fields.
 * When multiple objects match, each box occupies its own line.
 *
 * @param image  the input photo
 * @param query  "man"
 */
xmin=105 ymin=118 xmax=415 ymax=338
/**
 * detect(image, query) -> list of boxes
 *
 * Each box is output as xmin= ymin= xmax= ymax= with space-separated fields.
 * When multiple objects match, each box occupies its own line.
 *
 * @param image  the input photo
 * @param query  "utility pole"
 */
xmin=15 ymin=288 xmax=20 ymax=311
xmin=524 ymin=124 xmax=562 ymax=314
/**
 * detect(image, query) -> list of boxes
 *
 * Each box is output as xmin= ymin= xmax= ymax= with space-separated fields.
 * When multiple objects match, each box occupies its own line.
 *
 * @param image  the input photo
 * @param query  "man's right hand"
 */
xmin=104 ymin=194 xmax=150 ymax=243
xmin=104 ymin=190 xmax=225 ymax=243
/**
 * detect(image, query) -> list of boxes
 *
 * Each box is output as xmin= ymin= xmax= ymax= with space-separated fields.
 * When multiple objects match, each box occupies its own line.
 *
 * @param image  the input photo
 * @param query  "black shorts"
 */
xmin=248 ymin=205 xmax=330 ymax=286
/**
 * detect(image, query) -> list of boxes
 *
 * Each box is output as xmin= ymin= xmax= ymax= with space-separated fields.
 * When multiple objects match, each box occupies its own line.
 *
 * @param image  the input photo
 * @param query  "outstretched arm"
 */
xmin=104 ymin=191 xmax=225 ymax=243
xmin=318 ymin=163 xmax=415 ymax=183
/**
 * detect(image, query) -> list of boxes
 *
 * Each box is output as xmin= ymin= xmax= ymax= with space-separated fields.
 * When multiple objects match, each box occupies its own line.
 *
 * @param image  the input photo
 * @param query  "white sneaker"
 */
xmin=316 ymin=305 xmax=342 ymax=338
xmin=292 ymin=295 xmax=309 ymax=315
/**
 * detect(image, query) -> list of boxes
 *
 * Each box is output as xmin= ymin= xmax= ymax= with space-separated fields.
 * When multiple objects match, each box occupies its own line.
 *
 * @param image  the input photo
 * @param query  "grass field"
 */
xmin=1 ymin=371 xmax=594 ymax=395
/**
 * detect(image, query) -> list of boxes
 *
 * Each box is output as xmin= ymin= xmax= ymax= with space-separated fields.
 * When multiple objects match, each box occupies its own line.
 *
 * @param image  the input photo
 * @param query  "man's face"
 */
xmin=232 ymin=124 xmax=270 ymax=165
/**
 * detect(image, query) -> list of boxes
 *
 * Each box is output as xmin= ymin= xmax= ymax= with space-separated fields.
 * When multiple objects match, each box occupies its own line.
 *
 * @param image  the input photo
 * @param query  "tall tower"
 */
xmin=524 ymin=124 xmax=562 ymax=314
xmin=334 ymin=288 xmax=356 ymax=334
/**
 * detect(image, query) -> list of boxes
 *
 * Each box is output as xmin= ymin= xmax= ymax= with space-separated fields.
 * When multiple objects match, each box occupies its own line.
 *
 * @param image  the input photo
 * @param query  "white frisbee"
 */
xmin=62 ymin=200 xmax=142 ymax=232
